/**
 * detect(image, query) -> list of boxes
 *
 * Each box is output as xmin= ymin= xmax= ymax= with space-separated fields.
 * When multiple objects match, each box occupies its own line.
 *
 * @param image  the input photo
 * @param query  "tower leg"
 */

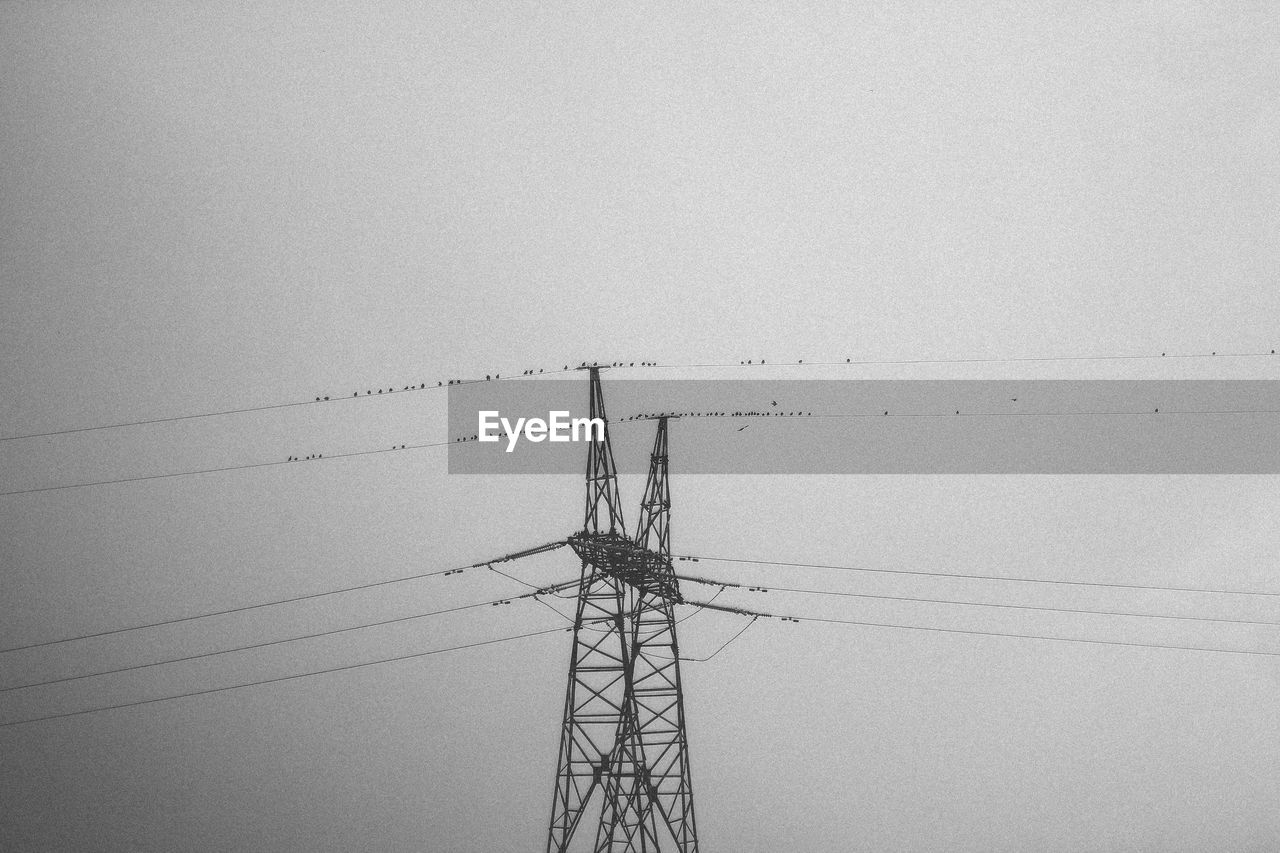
xmin=547 ymin=564 xmax=633 ymax=852
xmin=630 ymin=417 xmax=698 ymax=850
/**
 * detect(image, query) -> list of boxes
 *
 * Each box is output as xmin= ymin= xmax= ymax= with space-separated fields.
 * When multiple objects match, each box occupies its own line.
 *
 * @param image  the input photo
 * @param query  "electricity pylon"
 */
xmin=547 ymin=368 xmax=698 ymax=852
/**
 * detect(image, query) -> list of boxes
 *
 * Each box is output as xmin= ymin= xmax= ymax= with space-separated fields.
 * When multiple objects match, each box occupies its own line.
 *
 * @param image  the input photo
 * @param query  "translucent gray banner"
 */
xmin=447 ymin=379 xmax=1280 ymax=474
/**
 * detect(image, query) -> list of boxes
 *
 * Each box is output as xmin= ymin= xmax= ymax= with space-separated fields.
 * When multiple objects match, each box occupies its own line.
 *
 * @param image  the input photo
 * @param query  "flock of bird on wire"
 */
xmin=286 ymin=352 xmax=1228 ymax=458
xmin=309 ymin=361 xmax=667 ymax=403
xmin=448 ymin=400 xmax=817 ymax=444
xmin=304 ymin=356 xmax=931 ymax=405
xmin=285 ymin=356 xmax=1017 ymax=454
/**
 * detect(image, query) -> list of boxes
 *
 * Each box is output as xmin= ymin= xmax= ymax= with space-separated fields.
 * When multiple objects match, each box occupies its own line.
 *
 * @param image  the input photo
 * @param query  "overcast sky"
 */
xmin=2 ymin=2 xmax=1279 ymax=851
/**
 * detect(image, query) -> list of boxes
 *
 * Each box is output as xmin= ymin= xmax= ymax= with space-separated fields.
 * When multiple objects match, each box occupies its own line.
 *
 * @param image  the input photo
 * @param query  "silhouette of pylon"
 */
xmin=547 ymin=368 xmax=698 ymax=852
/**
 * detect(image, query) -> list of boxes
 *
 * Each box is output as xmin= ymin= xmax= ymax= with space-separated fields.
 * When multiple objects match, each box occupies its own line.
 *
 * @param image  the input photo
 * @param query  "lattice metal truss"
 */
xmin=547 ymin=369 xmax=699 ymax=853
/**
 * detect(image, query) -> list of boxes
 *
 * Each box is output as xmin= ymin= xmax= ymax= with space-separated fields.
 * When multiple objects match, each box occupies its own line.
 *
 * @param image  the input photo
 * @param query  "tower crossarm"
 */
xmin=567 ymin=531 xmax=683 ymax=604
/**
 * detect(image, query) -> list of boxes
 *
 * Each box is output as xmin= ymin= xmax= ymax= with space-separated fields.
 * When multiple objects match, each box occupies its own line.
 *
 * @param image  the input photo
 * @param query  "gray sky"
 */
xmin=2 ymin=2 xmax=1279 ymax=851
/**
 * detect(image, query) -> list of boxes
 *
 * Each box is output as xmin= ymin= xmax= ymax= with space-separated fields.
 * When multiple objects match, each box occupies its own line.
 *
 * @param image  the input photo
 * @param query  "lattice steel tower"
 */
xmin=547 ymin=368 xmax=698 ymax=852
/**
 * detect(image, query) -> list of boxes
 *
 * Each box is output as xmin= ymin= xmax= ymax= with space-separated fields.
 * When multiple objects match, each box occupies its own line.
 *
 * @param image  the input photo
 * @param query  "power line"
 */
xmin=0 ymin=439 xmax=456 ymax=498
xmin=4 ymin=397 xmax=349 ymax=443
xmin=2 ymin=418 xmax=564 ymax=498
xmin=0 ymin=625 xmax=571 ymax=729
xmin=5 ymin=349 xmax=1273 ymax=444
xmin=1 ymin=424 xmax=542 ymax=498
xmin=676 ymin=586 xmax=724 ymax=626
xmin=530 ymin=595 xmax=577 ymax=625
xmin=646 ymin=350 xmax=1280 ymax=370
xmin=12 ymin=402 xmax=1280 ymax=499
xmin=486 ymin=564 xmax=580 ymax=626
xmin=0 ymin=541 xmax=567 ymax=655
xmin=679 ymin=616 xmax=758 ymax=662
xmin=675 ymin=574 xmax=1280 ymax=627
xmin=0 ymin=581 xmax=577 ymax=693
xmin=683 ymin=599 xmax=1280 ymax=659
xmin=536 ymin=580 xmax=730 ymax=636
xmin=2 ymin=589 xmax=568 ymax=692
xmin=0 ymin=366 xmax=579 ymax=443
xmin=486 ymin=564 xmax=545 ymax=592
xmin=675 ymin=554 xmax=1280 ymax=598
xmin=617 ymin=407 xmax=1280 ymax=422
